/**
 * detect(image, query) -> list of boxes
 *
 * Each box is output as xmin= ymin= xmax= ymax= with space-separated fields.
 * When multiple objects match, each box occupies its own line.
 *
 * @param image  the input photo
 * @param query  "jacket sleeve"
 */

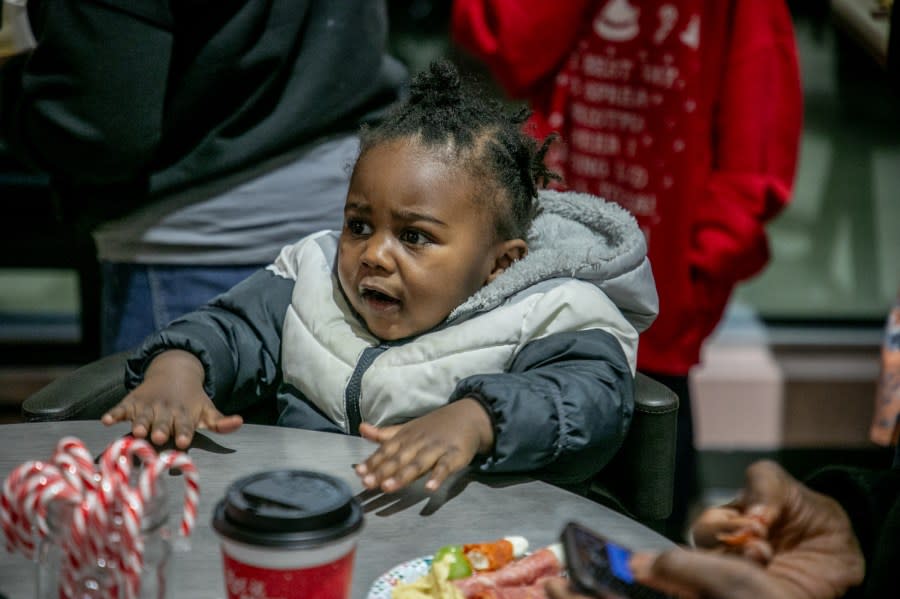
xmin=449 ymin=328 xmax=634 ymax=485
xmin=690 ymin=0 xmax=803 ymax=284
xmin=0 ymin=0 xmax=173 ymax=184
xmin=124 ymin=268 xmax=293 ymax=415
xmin=450 ymin=0 xmax=593 ymax=98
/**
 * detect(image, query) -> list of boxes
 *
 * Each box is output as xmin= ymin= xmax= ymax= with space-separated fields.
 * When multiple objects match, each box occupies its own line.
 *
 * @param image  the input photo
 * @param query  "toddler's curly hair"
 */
xmin=358 ymin=60 xmax=559 ymax=240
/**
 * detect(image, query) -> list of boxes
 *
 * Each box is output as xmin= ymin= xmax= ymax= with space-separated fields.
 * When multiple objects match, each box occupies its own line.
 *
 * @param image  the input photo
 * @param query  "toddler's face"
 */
xmin=338 ymin=138 xmax=502 ymax=340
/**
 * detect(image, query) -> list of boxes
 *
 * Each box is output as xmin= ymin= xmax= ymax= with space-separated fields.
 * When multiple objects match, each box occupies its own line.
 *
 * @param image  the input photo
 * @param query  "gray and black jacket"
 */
xmin=126 ymin=190 xmax=659 ymax=482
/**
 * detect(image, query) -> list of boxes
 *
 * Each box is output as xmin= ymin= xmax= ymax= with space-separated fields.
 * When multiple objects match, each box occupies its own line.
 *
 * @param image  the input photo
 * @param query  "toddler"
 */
xmin=102 ymin=61 xmax=658 ymax=493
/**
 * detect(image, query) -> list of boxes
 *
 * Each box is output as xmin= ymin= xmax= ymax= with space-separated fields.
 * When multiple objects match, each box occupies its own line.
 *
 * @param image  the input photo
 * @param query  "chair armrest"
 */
xmin=22 ymin=351 xmax=130 ymax=421
xmin=590 ymin=372 xmax=679 ymax=524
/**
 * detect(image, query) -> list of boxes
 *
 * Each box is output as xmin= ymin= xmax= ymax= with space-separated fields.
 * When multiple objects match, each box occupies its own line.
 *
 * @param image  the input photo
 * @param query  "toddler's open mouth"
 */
xmin=361 ymin=288 xmax=401 ymax=311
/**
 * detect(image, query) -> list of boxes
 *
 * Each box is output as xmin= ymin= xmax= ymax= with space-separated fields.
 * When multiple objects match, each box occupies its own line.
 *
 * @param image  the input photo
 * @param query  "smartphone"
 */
xmin=560 ymin=521 xmax=671 ymax=599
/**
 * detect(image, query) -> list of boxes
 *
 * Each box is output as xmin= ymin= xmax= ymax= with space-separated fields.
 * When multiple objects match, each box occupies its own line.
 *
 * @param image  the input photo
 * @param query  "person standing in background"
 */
xmin=871 ymin=288 xmax=900 ymax=453
xmin=452 ymin=0 xmax=803 ymax=540
xmin=0 ymin=0 xmax=407 ymax=355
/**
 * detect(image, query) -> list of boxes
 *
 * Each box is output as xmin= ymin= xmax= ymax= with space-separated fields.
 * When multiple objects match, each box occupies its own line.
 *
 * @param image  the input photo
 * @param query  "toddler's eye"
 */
xmin=346 ymin=219 xmax=372 ymax=236
xmin=400 ymin=230 xmax=431 ymax=245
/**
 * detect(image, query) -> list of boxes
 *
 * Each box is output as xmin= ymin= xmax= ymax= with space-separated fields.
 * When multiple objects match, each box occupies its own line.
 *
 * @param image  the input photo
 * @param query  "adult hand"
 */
xmin=638 ymin=460 xmax=864 ymax=599
xmin=544 ymin=578 xmax=609 ymax=599
xmin=546 ymin=459 xmax=864 ymax=599
xmin=101 ymin=349 xmax=243 ymax=448
xmin=355 ymin=397 xmax=494 ymax=493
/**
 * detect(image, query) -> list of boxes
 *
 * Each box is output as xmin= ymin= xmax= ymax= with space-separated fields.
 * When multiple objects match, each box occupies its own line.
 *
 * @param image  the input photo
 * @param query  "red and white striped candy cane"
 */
xmin=3 ymin=435 xmax=200 ymax=599
xmin=140 ymin=450 xmax=199 ymax=538
xmin=115 ymin=483 xmax=146 ymax=599
xmin=1 ymin=460 xmax=44 ymax=554
xmin=3 ymin=461 xmax=77 ymax=558
xmin=100 ymin=436 xmax=155 ymax=488
xmin=52 ymin=437 xmax=99 ymax=494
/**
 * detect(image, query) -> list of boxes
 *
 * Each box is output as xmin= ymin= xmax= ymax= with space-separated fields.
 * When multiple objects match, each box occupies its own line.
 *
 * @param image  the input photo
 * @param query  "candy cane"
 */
xmin=53 ymin=437 xmax=100 ymax=494
xmin=3 ymin=435 xmax=200 ymax=599
xmin=2 ymin=463 xmax=72 ymax=599
xmin=98 ymin=437 xmax=157 ymax=599
xmin=1 ymin=461 xmax=48 ymax=556
xmin=140 ymin=450 xmax=200 ymax=538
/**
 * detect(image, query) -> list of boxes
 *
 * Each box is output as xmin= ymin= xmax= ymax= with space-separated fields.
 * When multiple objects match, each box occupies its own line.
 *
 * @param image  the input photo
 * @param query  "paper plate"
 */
xmin=367 ymin=555 xmax=433 ymax=599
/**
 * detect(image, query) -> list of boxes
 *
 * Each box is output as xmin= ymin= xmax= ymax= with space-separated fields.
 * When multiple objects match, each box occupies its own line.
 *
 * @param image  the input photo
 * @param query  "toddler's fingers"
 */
xmin=362 ymin=430 xmax=410 ymax=474
xmin=358 ymin=446 xmax=396 ymax=489
xmin=148 ymin=407 xmax=177 ymax=446
xmin=359 ymin=422 xmax=401 ymax=443
xmin=379 ymin=461 xmax=428 ymax=493
xmin=424 ymin=453 xmax=464 ymax=491
xmin=368 ymin=444 xmax=424 ymax=489
xmin=207 ymin=413 xmax=243 ymax=435
xmin=171 ymin=411 xmax=198 ymax=449
xmin=131 ymin=401 xmax=159 ymax=439
xmin=101 ymin=401 xmax=131 ymax=425
xmin=380 ymin=446 xmax=448 ymax=493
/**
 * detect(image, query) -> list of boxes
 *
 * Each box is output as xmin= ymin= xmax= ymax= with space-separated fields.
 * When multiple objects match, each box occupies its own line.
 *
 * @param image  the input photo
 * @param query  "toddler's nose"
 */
xmin=360 ymin=232 xmax=396 ymax=271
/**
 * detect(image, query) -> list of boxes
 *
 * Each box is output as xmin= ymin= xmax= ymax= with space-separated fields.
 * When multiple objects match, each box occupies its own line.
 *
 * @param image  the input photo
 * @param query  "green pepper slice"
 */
xmin=433 ymin=544 xmax=473 ymax=580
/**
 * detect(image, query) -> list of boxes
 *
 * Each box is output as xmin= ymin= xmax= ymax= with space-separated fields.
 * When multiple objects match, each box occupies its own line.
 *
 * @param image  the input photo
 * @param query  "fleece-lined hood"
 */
xmin=450 ymin=189 xmax=658 ymax=332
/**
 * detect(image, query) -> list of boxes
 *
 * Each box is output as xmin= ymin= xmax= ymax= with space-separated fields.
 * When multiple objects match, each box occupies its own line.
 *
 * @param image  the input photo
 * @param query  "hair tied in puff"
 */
xmin=407 ymin=60 xmax=463 ymax=110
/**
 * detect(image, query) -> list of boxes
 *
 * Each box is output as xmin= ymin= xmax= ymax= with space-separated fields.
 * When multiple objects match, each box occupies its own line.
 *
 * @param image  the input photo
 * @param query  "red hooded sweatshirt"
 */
xmin=453 ymin=0 xmax=803 ymax=375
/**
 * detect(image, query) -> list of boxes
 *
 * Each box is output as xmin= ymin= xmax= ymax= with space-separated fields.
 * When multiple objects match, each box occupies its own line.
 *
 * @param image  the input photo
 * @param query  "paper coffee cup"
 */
xmin=212 ymin=470 xmax=364 ymax=599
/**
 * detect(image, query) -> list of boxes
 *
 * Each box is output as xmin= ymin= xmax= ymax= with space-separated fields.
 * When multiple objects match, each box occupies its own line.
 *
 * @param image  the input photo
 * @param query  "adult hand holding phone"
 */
xmin=548 ymin=460 xmax=865 ymax=599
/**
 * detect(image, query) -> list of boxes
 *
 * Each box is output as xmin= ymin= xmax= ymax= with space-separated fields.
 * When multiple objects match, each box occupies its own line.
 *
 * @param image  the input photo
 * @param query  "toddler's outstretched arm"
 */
xmin=101 ymin=349 xmax=243 ymax=448
xmin=355 ymin=398 xmax=494 ymax=493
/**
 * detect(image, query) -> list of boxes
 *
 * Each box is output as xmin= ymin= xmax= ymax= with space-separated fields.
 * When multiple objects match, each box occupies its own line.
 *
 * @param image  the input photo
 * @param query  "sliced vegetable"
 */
xmin=463 ymin=536 xmax=529 ymax=571
xmin=434 ymin=544 xmax=473 ymax=580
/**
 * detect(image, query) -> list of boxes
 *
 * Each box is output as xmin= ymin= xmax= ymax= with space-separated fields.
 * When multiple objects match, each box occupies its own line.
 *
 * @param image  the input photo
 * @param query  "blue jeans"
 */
xmin=100 ymin=262 xmax=263 ymax=355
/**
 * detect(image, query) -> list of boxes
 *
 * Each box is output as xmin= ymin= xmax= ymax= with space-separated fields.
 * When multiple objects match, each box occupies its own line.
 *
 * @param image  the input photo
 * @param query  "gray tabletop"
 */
xmin=0 ymin=421 xmax=672 ymax=598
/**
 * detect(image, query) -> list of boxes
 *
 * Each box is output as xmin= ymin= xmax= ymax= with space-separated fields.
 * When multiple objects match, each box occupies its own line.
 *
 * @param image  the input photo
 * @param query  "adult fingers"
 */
xmin=633 ymin=549 xmax=775 ymax=599
xmin=544 ymin=578 xmax=605 ymax=599
xmin=544 ymin=578 xmax=572 ymax=599
xmin=690 ymin=506 xmax=747 ymax=548
xmin=733 ymin=460 xmax=794 ymax=525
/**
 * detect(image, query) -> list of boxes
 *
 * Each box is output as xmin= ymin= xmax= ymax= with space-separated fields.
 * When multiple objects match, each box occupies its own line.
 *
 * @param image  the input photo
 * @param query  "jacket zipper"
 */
xmin=344 ymin=345 xmax=388 ymax=435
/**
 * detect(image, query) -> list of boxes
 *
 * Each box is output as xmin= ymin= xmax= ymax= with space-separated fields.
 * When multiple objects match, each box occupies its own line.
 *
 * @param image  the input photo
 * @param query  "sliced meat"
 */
xmin=468 ymin=576 xmax=567 ymax=599
xmin=455 ymin=547 xmax=563 ymax=596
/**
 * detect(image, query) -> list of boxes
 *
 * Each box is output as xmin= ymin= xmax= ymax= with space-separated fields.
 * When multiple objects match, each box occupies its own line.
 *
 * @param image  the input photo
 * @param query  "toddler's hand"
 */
xmin=101 ymin=349 xmax=243 ymax=448
xmin=355 ymin=397 xmax=494 ymax=493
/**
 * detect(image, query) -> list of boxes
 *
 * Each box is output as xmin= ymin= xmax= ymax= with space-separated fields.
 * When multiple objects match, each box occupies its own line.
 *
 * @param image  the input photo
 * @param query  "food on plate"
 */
xmin=434 ymin=545 xmax=474 ymax=580
xmin=390 ymin=539 xmax=565 ymax=599
xmin=464 ymin=536 xmax=528 ymax=572
xmin=454 ymin=545 xmax=564 ymax=597
xmin=392 ymin=552 xmax=465 ymax=599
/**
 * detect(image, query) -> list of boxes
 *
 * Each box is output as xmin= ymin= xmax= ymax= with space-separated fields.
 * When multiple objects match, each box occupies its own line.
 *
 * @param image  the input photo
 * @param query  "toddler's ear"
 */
xmin=486 ymin=239 xmax=527 ymax=284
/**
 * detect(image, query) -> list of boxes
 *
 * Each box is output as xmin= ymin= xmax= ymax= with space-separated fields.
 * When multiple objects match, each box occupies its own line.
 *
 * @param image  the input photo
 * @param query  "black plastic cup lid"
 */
xmin=212 ymin=470 xmax=363 ymax=549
